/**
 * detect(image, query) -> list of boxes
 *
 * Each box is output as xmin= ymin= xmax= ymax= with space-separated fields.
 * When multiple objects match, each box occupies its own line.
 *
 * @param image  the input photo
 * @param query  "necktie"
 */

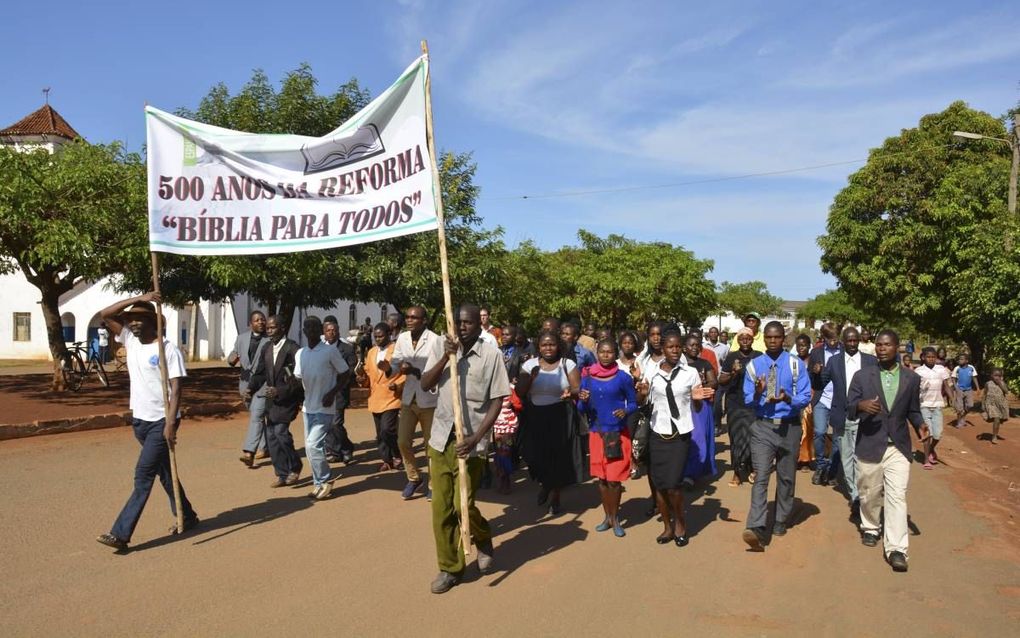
xmin=767 ymin=363 xmax=778 ymax=399
xmin=665 ymin=367 xmax=683 ymax=434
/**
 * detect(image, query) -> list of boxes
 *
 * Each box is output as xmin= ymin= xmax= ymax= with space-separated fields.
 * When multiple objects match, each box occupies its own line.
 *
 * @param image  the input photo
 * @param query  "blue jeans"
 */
xmin=111 ymin=418 xmax=196 ymax=541
xmin=303 ymin=412 xmax=333 ymax=487
xmin=813 ymin=403 xmax=832 ymax=469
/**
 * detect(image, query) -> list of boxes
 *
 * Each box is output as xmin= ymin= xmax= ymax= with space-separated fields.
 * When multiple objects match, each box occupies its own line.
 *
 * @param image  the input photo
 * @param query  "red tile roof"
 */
xmin=0 ymin=104 xmax=80 ymax=139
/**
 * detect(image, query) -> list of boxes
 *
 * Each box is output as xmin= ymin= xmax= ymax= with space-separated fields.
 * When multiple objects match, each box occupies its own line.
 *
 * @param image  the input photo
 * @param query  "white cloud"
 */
xmin=789 ymin=14 xmax=1020 ymax=88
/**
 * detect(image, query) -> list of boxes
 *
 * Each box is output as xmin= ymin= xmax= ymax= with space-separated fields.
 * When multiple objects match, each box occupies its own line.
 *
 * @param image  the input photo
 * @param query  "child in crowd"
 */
xmin=951 ymin=353 xmax=981 ymax=428
xmin=916 ymin=347 xmax=952 ymax=468
xmin=900 ymin=352 xmax=914 ymax=371
xmin=983 ymin=368 xmax=1009 ymax=444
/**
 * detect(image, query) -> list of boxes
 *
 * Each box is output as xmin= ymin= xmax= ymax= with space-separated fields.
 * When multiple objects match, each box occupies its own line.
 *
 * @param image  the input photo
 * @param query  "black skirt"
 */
xmin=649 ymin=430 xmax=692 ymax=491
xmin=520 ymin=401 xmax=583 ymax=489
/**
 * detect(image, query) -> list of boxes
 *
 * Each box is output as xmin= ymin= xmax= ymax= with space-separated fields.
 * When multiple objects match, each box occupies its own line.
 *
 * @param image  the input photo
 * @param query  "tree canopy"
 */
xmin=0 ymin=141 xmax=148 ymax=387
xmin=494 ymin=231 xmax=717 ymax=331
xmin=819 ymin=100 xmax=1018 ymax=383
xmin=716 ymin=280 xmax=783 ymax=319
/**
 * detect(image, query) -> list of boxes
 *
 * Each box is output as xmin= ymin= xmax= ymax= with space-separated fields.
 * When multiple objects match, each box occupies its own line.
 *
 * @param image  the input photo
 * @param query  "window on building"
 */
xmin=380 ymin=304 xmax=387 ymax=322
xmin=348 ymin=303 xmax=357 ymax=330
xmin=13 ymin=312 xmax=31 ymax=341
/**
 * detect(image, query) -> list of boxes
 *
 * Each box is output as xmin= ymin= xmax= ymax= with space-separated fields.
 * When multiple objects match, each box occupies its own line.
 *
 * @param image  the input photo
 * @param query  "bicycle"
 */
xmin=59 ymin=341 xmax=110 ymax=391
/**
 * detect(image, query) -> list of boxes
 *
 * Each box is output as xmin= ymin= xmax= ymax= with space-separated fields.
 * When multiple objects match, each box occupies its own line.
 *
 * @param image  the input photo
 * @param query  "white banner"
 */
xmin=146 ymin=56 xmax=437 ymax=255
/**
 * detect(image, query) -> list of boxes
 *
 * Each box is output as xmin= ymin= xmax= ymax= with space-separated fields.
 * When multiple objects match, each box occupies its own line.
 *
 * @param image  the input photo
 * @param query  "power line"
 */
xmin=481 ymin=142 xmax=960 ymax=201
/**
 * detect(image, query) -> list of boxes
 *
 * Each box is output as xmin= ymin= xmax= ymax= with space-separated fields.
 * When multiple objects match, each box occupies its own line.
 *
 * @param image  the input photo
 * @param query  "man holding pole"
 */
xmin=95 ymin=292 xmax=198 ymax=551
xmin=420 ymin=304 xmax=510 ymax=594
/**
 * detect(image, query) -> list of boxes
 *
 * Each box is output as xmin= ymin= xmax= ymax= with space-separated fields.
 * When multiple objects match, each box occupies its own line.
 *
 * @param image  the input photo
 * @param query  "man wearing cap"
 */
xmin=729 ymin=312 xmax=765 ymax=353
xmin=95 ymin=292 xmax=198 ymax=551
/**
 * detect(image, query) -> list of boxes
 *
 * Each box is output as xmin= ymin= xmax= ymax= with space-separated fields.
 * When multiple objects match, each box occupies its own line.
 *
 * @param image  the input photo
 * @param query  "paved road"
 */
xmin=1 ymin=411 xmax=1017 ymax=636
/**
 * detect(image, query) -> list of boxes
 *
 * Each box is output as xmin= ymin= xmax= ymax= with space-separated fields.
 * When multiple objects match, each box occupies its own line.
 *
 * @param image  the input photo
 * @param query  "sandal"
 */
xmin=96 ymin=533 xmax=128 ymax=551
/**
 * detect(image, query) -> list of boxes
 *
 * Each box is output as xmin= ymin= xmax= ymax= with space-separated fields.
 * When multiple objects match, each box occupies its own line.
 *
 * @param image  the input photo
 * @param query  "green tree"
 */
xmin=511 ymin=231 xmax=717 ymax=330
xmin=0 ymin=141 xmax=148 ymax=389
xmin=818 ymin=100 xmax=1015 ymax=374
xmin=800 ymin=289 xmax=870 ymax=326
xmin=716 ymin=280 xmax=784 ymax=319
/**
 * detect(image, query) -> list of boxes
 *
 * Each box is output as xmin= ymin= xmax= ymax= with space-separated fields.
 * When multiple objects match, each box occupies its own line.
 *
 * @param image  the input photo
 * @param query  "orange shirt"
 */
xmin=700 ymin=347 xmax=720 ymax=376
xmin=365 ymin=344 xmax=405 ymax=413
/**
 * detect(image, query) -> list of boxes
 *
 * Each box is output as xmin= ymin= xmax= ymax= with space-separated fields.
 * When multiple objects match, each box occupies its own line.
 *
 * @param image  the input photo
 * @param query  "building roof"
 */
xmin=0 ymin=104 xmax=80 ymax=140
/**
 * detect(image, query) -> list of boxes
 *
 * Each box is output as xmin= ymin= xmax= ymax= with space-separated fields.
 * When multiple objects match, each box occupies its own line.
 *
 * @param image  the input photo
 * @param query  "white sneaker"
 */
xmin=314 ymin=482 xmax=333 ymax=500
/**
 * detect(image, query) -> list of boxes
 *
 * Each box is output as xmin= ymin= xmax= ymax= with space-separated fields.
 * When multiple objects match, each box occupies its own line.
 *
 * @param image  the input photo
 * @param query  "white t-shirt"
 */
xmin=478 ymin=330 xmax=498 ymax=347
xmin=917 ymin=364 xmax=951 ymax=408
xmin=521 ymin=358 xmax=577 ymax=406
xmin=647 ymin=362 xmax=700 ymax=436
xmin=98 ymin=327 xmax=109 ymax=347
xmin=117 ymin=327 xmax=186 ymax=422
xmin=295 ymin=343 xmax=350 ymax=415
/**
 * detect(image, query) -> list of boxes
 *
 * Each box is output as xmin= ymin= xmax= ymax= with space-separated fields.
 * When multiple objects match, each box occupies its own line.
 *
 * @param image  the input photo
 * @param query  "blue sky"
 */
xmin=3 ymin=0 xmax=1018 ymax=300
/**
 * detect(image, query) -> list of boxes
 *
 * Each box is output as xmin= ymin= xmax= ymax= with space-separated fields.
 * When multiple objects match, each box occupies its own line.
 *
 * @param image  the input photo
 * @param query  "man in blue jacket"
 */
xmin=742 ymin=321 xmax=812 ymax=551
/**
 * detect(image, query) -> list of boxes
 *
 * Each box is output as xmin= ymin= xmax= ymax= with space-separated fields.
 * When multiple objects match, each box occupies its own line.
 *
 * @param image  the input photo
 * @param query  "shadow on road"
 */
xmin=128 ymin=496 xmax=315 ymax=552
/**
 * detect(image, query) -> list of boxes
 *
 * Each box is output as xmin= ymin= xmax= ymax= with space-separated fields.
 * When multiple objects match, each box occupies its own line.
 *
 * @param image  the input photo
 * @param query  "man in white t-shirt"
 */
xmin=916 ymin=346 xmax=953 ymax=468
xmin=294 ymin=315 xmax=351 ymax=500
xmin=97 ymin=322 xmax=110 ymax=363
xmin=95 ymin=293 xmax=197 ymax=552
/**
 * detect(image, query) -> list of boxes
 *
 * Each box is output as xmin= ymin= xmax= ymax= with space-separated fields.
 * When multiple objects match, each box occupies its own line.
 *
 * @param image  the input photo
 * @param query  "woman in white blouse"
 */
xmin=636 ymin=331 xmax=714 ymax=547
xmin=516 ymin=330 xmax=582 ymax=516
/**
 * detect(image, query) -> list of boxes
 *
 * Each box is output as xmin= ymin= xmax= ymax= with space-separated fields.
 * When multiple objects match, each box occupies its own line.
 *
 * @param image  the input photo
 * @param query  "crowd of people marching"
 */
xmin=94 ymin=292 xmax=1012 ymax=593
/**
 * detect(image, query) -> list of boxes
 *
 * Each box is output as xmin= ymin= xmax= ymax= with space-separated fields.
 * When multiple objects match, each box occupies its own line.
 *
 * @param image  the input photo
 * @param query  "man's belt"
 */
xmin=759 ymin=417 xmax=799 ymax=425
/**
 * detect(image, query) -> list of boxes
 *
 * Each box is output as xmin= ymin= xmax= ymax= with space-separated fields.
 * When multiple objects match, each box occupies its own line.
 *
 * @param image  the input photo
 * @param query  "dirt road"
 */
xmin=1 ymin=411 xmax=1017 ymax=637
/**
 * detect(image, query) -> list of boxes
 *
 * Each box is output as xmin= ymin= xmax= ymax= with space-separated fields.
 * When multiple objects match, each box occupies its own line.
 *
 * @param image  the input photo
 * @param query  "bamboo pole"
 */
xmin=151 ymin=251 xmax=185 ymax=534
xmin=421 ymin=39 xmax=472 ymax=555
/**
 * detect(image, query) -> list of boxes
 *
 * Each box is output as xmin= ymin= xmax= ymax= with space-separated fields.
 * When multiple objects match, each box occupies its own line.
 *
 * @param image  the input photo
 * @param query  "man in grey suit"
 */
xmin=228 ymin=310 xmax=270 ymax=467
xmin=847 ymin=329 xmax=928 ymax=573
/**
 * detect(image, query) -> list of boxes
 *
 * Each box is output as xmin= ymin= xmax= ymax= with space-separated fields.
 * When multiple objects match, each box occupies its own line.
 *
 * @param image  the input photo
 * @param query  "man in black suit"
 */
xmin=322 ymin=317 xmax=358 ymax=464
xmin=816 ymin=326 xmax=877 ymax=518
xmin=807 ymin=322 xmax=843 ymax=487
xmin=247 ymin=314 xmax=304 ymax=487
xmin=847 ymin=329 xmax=928 ymax=573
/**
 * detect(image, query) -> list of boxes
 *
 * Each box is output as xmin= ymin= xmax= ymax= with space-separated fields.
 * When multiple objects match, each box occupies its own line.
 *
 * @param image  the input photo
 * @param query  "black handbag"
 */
xmin=601 ymin=430 xmax=623 ymax=460
xmin=631 ymin=409 xmax=650 ymax=462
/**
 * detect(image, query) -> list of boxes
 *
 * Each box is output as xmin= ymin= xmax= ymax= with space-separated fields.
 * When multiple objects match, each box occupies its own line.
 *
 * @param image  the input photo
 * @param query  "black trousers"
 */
xmin=325 ymin=408 xmax=356 ymax=457
xmin=373 ymin=409 xmax=400 ymax=462
xmin=266 ymin=421 xmax=302 ymax=479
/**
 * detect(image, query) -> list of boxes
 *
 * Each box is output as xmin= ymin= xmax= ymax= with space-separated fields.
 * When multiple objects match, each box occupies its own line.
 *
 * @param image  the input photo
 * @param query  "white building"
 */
xmin=700 ymin=300 xmax=818 ymax=335
xmin=1 ymin=104 xmax=392 ymax=360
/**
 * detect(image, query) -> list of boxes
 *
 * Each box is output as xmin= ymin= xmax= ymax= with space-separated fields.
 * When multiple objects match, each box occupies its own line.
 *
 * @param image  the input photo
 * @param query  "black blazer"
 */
xmin=818 ymin=352 xmax=878 ymax=435
xmin=807 ymin=344 xmax=842 ymax=406
xmin=847 ymin=365 xmax=924 ymax=463
xmin=331 ymin=339 xmax=358 ymax=409
xmin=248 ymin=339 xmax=303 ymax=424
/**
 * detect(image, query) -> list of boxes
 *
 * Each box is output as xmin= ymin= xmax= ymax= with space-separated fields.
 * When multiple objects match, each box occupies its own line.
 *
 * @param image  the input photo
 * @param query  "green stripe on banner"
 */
xmin=150 ymin=218 xmax=437 ymax=250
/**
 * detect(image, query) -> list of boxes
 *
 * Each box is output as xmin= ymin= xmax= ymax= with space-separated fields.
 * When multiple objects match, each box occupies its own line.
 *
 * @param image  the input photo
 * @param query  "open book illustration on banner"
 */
xmin=301 ymin=124 xmax=385 ymax=174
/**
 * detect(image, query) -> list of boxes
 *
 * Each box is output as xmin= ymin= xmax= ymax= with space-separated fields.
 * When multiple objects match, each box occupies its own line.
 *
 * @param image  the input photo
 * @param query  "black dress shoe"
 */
xmin=656 ymin=534 xmax=674 ymax=545
xmin=742 ymin=527 xmax=765 ymax=552
xmin=674 ymin=535 xmax=689 ymax=547
xmin=811 ymin=467 xmax=824 ymax=485
xmin=772 ymin=523 xmax=787 ymax=537
xmin=862 ymin=532 xmax=880 ymax=547
xmin=887 ymin=551 xmax=908 ymax=572
xmin=537 ymin=486 xmax=550 ymax=506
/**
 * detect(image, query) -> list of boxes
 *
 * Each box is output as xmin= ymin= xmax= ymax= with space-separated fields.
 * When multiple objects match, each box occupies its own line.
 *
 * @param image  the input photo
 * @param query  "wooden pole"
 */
xmin=421 ymin=39 xmax=472 ymax=555
xmin=151 ymin=251 xmax=185 ymax=533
